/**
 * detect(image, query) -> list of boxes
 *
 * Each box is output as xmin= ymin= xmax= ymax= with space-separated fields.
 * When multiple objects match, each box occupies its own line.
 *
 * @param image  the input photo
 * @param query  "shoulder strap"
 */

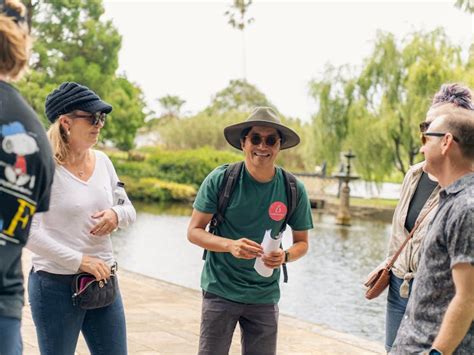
xmin=203 ymin=161 xmax=244 ymax=260
xmin=215 ymin=161 xmax=244 ymax=227
xmin=280 ymin=168 xmax=298 ymax=233
xmin=386 ymin=202 xmax=438 ymax=270
xmin=279 ymin=168 xmax=298 ymax=283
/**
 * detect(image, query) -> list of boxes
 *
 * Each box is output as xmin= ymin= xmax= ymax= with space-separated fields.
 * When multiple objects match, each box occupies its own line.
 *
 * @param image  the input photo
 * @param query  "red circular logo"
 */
xmin=268 ymin=201 xmax=287 ymax=221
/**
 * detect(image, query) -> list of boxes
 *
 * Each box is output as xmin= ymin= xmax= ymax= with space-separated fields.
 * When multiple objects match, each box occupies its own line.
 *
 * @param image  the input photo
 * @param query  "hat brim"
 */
xmin=224 ymin=121 xmax=300 ymax=150
xmin=80 ymin=100 xmax=113 ymax=114
xmin=66 ymin=100 xmax=113 ymax=116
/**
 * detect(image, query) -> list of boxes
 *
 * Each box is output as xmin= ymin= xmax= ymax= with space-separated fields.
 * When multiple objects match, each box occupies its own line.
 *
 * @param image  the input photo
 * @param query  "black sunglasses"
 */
xmin=420 ymin=132 xmax=459 ymax=145
xmin=419 ymin=121 xmax=431 ymax=133
xmin=246 ymin=134 xmax=280 ymax=147
xmin=69 ymin=112 xmax=107 ymax=126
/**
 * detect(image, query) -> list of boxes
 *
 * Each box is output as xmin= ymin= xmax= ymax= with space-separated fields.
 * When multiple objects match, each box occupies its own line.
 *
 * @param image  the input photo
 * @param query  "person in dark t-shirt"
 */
xmin=0 ymin=1 xmax=54 ymax=354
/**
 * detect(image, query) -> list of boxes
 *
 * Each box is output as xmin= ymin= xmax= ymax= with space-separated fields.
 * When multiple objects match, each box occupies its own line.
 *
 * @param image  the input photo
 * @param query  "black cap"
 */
xmin=45 ymin=82 xmax=112 ymax=123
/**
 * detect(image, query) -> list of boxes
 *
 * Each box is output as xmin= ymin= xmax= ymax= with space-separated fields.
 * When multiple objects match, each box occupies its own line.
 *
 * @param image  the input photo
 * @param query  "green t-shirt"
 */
xmin=193 ymin=163 xmax=314 ymax=304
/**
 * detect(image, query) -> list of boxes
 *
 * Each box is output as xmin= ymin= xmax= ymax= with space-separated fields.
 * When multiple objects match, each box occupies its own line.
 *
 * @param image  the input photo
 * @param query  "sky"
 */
xmin=103 ymin=1 xmax=473 ymax=122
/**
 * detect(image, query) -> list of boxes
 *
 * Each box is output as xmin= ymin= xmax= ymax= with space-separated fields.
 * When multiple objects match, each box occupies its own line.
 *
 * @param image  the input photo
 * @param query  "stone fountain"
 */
xmin=333 ymin=150 xmax=359 ymax=226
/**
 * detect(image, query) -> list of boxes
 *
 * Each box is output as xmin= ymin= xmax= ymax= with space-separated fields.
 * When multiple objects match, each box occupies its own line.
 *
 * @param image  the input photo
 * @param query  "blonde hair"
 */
xmin=0 ymin=0 xmax=30 ymax=81
xmin=47 ymin=120 xmax=70 ymax=165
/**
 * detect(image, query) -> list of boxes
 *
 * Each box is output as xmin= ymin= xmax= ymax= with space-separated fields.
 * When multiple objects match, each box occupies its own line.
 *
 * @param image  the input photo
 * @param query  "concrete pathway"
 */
xmin=21 ymin=254 xmax=384 ymax=355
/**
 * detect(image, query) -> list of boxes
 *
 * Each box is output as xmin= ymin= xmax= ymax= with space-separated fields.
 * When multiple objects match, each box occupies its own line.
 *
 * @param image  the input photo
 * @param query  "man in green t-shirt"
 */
xmin=188 ymin=107 xmax=314 ymax=355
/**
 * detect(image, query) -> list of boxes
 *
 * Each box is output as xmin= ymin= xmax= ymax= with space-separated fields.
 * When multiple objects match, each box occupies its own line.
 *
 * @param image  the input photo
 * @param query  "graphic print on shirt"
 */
xmin=0 ymin=121 xmax=40 ymax=245
xmin=0 ymin=198 xmax=36 ymax=244
xmin=0 ymin=121 xmax=39 ymax=190
xmin=268 ymin=201 xmax=287 ymax=222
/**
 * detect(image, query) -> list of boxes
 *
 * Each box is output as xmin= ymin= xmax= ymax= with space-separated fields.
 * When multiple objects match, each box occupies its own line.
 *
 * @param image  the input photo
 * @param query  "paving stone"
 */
xmin=21 ymin=251 xmax=384 ymax=354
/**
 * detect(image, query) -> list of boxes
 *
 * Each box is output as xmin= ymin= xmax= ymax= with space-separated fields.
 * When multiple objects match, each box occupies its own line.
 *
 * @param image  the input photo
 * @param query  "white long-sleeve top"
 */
xmin=27 ymin=150 xmax=136 ymax=274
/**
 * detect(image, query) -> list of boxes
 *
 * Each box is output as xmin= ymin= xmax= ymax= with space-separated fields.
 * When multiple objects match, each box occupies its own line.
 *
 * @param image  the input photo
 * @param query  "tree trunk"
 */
xmin=22 ymin=0 xmax=35 ymax=33
xmin=392 ymin=134 xmax=406 ymax=175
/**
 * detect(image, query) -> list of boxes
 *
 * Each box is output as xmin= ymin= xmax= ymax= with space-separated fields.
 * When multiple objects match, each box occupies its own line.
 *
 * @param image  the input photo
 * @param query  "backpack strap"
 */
xmin=203 ymin=161 xmax=244 ymax=260
xmin=280 ymin=169 xmax=298 ymax=233
xmin=279 ymin=168 xmax=298 ymax=283
xmin=215 ymin=161 xmax=243 ymax=228
xmin=203 ymin=164 xmax=299 ymax=285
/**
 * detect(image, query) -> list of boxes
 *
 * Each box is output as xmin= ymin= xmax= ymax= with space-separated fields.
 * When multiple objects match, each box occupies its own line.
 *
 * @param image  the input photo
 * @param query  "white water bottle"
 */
xmin=254 ymin=229 xmax=282 ymax=277
xmin=114 ymin=181 xmax=126 ymax=206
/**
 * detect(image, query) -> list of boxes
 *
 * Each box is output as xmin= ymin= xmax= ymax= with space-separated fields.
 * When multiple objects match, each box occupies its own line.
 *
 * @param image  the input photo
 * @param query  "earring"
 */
xmin=67 ymin=130 xmax=70 ymax=136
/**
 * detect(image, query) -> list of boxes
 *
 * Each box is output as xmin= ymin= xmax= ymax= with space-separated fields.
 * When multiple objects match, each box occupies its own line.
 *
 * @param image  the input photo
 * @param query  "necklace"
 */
xmin=66 ymin=151 xmax=91 ymax=179
xmin=72 ymin=162 xmax=87 ymax=178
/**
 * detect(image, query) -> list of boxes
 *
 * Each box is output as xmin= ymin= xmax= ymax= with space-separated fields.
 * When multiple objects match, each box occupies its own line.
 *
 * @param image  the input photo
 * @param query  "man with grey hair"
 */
xmin=391 ymin=83 xmax=473 ymax=354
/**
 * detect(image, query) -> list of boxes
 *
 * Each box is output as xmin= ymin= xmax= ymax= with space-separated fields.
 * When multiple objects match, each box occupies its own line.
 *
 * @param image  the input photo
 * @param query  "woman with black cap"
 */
xmin=26 ymin=82 xmax=136 ymax=355
xmin=0 ymin=1 xmax=55 ymax=354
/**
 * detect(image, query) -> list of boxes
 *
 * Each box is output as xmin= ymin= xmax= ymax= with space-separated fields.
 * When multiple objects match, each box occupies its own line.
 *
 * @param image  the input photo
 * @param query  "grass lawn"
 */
xmin=327 ymin=196 xmax=398 ymax=209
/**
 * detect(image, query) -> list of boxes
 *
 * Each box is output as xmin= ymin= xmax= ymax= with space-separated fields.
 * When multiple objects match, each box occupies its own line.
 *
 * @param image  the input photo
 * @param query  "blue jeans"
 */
xmin=0 ymin=316 xmax=22 ymax=355
xmin=28 ymin=269 xmax=127 ymax=355
xmin=385 ymin=274 xmax=413 ymax=352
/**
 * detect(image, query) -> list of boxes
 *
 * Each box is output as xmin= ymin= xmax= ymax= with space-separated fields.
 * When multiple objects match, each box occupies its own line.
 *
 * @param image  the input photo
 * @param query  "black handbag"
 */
xmin=71 ymin=263 xmax=118 ymax=310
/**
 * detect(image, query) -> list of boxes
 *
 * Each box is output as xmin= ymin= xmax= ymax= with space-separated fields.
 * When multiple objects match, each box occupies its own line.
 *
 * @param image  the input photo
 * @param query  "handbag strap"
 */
xmin=386 ymin=202 xmax=438 ymax=270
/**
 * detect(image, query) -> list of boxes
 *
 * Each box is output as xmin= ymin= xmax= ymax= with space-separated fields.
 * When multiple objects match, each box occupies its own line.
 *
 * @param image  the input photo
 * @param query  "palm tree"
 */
xmin=224 ymin=0 xmax=254 ymax=80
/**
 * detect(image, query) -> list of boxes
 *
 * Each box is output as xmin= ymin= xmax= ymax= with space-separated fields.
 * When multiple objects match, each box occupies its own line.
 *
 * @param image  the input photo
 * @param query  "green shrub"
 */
xmin=121 ymin=176 xmax=196 ymax=202
xmin=110 ymin=159 xmax=159 ymax=178
xmin=147 ymin=147 xmax=242 ymax=186
xmin=155 ymin=110 xmax=316 ymax=172
xmin=109 ymin=147 xmax=242 ymax=187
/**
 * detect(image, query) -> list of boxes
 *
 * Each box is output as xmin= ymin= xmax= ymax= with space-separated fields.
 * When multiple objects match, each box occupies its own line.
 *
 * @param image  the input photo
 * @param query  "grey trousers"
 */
xmin=198 ymin=292 xmax=279 ymax=355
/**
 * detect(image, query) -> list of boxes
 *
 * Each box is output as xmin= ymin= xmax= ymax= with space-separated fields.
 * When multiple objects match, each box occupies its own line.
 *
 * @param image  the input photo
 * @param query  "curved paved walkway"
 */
xmin=21 ymin=252 xmax=384 ymax=354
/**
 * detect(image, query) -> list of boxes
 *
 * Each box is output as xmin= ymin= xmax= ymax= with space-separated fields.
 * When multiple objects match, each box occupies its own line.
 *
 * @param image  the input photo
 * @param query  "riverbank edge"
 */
xmin=320 ymin=200 xmax=395 ymax=223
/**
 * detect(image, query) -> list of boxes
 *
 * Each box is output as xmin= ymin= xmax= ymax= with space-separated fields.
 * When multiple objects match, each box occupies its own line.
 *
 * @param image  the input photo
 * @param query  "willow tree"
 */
xmin=309 ymin=29 xmax=464 ymax=180
xmin=308 ymin=65 xmax=356 ymax=171
xmin=455 ymin=0 xmax=474 ymax=13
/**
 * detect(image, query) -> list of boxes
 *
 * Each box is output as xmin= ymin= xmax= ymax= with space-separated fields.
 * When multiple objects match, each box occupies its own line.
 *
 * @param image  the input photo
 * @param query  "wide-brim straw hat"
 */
xmin=224 ymin=107 xmax=300 ymax=150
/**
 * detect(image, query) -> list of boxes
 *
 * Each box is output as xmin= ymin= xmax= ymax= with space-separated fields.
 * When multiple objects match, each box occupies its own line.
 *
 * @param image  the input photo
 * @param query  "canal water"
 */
xmin=112 ymin=202 xmax=390 ymax=343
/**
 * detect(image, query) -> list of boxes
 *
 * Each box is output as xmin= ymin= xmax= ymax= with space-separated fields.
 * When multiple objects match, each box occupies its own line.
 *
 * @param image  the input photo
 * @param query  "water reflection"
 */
xmin=132 ymin=201 xmax=193 ymax=216
xmin=112 ymin=204 xmax=390 ymax=342
xmin=279 ymin=211 xmax=389 ymax=342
